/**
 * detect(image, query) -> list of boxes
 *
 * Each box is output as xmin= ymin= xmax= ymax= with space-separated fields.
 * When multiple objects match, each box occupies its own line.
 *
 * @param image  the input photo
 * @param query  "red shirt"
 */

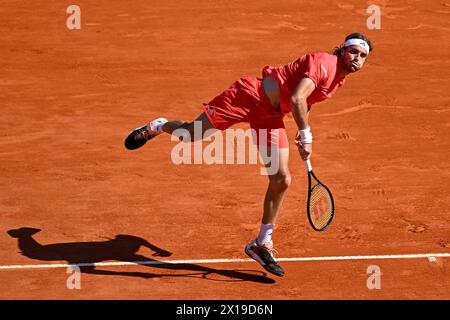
xmin=262 ymin=52 xmax=346 ymax=115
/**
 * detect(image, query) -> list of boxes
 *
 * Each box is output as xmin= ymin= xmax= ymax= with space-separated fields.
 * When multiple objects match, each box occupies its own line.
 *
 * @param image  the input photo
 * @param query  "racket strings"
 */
xmin=309 ymin=184 xmax=333 ymax=229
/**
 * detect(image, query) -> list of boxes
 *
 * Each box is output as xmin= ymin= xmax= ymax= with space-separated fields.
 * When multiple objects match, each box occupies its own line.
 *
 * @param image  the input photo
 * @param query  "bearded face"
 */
xmin=340 ymin=45 xmax=368 ymax=73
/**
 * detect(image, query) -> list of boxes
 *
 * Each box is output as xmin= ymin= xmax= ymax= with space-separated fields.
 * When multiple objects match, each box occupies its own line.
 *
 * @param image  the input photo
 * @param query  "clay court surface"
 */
xmin=1 ymin=0 xmax=449 ymax=300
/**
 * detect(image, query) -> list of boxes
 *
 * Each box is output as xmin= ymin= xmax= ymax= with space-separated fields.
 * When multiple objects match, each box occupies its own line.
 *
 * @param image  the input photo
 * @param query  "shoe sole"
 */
xmin=124 ymin=128 xmax=156 ymax=150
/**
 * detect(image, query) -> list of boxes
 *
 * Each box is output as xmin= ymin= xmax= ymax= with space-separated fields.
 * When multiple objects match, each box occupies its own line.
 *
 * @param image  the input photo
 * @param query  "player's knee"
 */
xmin=269 ymin=172 xmax=291 ymax=193
xmin=175 ymin=122 xmax=197 ymax=142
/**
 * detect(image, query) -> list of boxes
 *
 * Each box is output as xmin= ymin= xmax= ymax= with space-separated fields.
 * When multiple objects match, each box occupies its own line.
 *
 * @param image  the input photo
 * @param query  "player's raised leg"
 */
xmin=124 ymin=112 xmax=216 ymax=150
xmin=161 ymin=112 xmax=217 ymax=142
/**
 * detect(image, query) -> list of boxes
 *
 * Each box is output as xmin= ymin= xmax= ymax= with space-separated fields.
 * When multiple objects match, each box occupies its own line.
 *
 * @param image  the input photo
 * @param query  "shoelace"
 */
xmin=260 ymin=240 xmax=278 ymax=256
xmin=136 ymin=127 xmax=150 ymax=141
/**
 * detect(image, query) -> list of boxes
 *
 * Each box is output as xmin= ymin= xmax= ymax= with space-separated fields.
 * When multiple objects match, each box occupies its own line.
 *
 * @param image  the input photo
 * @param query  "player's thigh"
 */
xmin=191 ymin=111 xmax=217 ymax=139
xmin=259 ymin=145 xmax=290 ymax=178
xmin=175 ymin=112 xmax=217 ymax=141
xmin=254 ymin=129 xmax=290 ymax=178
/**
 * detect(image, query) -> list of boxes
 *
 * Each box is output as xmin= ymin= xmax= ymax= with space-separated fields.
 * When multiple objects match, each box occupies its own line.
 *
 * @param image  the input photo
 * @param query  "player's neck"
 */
xmin=337 ymin=57 xmax=349 ymax=78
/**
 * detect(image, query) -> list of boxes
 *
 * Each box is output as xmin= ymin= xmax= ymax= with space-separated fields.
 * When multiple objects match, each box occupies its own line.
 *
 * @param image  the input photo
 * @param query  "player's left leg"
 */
xmin=245 ymin=128 xmax=289 ymax=277
xmin=261 ymin=145 xmax=291 ymax=226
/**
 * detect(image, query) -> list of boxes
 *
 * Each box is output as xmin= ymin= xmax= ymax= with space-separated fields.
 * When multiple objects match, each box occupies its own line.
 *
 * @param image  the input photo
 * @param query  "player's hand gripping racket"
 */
xmin=305 ymin=159 xmax=335 ymax=231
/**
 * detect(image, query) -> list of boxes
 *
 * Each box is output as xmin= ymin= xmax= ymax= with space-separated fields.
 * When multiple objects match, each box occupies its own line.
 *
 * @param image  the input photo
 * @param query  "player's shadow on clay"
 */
xmin=7 ymin=227 xmax=275 ymax=284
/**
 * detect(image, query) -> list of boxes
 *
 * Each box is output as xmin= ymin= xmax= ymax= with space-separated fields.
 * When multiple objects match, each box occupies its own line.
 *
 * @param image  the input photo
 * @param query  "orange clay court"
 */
xmin=0 ymin=0 xmax=449 ymax=299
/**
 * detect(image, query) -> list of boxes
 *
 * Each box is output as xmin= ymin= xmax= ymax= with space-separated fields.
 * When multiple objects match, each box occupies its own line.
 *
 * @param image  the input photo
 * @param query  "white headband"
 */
xmin=344 ymin=38 xmax=370 ymax=55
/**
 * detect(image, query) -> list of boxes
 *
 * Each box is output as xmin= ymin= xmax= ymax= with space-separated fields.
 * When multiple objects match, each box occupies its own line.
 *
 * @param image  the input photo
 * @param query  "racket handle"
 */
xmin=305 ymin=159 xmax=313 ymax=172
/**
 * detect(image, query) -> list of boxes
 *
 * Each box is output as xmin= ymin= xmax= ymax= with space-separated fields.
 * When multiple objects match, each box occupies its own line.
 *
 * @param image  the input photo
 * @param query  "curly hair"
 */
xmin=333 ymin=32 xmax=373 ymax=57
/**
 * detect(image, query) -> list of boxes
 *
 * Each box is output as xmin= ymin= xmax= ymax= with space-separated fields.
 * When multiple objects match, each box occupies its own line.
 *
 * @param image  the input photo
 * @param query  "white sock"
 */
xmin=148 ymin=117 xmax=168 ymax=133
xmin=257 ymin=223 xmax=274 ymax=245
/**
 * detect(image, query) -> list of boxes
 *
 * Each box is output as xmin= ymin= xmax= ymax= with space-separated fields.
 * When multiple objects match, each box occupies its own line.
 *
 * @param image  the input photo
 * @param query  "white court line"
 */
xmin=0 ymin=253 xmax=449 ymax=270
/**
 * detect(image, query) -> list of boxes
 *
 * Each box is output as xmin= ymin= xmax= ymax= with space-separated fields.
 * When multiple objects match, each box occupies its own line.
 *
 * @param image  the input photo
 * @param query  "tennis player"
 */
xmin=124 ymin=32 xmax=372 ymax=277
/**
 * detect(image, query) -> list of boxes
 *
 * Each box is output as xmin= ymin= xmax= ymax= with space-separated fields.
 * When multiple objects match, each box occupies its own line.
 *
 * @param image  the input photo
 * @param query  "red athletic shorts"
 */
xmin=203 ymin=76 xmax=289 ymax=148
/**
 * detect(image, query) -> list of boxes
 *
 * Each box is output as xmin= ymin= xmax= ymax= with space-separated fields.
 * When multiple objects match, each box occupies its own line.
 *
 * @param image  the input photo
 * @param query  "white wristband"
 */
xmin=299 ymin=127 xmax=313 ymax=144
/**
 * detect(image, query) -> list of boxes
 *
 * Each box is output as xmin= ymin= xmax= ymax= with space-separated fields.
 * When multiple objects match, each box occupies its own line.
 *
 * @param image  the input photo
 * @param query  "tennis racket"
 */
xmin=305 ymin=159 xmax=335 ymax=231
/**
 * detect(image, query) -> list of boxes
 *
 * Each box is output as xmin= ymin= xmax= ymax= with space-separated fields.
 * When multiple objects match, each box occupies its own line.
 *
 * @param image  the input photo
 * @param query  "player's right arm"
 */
xmin=291 ymin=77 xmax=316 ymax=160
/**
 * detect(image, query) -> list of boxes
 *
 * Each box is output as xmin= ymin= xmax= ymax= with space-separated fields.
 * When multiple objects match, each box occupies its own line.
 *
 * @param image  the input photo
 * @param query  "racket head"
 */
xmin=307 ymin=171 xmax=335 ymax=231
